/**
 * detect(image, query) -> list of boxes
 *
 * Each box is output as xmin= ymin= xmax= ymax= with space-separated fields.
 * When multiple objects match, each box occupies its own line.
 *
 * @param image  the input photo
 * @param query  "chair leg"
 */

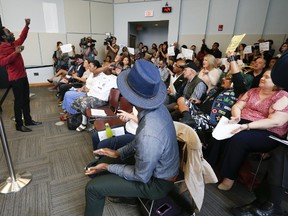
xmin=138 ymin=198 xmax=154 ymax=216
xmin=250 ymin=153 xmax=264 ymax=191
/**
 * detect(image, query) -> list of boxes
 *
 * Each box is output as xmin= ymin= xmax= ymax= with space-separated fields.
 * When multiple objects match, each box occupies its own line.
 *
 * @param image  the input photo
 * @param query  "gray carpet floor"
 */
xmin=0 ymin=86 xmax=287 ymax=216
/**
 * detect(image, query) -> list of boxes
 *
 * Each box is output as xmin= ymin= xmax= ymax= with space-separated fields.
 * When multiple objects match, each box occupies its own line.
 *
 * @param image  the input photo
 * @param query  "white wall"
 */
xmin=136 ymin=25 xmax=168 ymax=48
xmin=0 ymin=0 xmax=66 ymax=33
xmin=114 ymin=0 xmax=182 ymax=46
xmin=178 ymin=0 xmax=288 ymax=57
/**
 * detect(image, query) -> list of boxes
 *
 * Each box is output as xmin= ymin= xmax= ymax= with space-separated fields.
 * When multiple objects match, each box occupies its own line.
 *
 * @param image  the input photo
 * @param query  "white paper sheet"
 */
xmin=91 ymin=109 xmax=107 ymax=117
xmin=168 ymin=46 xmax=175 ymax=56
xmin=98 ymin=126 xmax=125 ymax=141
xmin=259 ymin=42 xmax=269 ymax=51
xmin=127 ymin=47 xmax=135 ymax=55
xmin=181 ymin=48 xmax=193 ymax=60
xmin=212 ymin=116 xmax=241 ymax=140
xmin=60 ymin=44 xmax=73 ymax=53
xmin=243 ymin=45 xmax=252 ymax=54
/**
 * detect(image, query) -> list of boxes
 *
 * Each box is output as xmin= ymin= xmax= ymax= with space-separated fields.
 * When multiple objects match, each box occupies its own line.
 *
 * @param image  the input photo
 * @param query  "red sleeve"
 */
xmin=0 ymin=52 xmax=19 ymax=66
xmin=13 ymin=26 xmax=29 ymax=46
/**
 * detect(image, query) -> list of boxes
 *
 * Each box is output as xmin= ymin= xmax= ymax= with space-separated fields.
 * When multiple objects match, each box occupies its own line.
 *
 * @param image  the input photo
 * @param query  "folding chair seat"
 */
xmin=86 ymin=88 xmax=121 ymax=122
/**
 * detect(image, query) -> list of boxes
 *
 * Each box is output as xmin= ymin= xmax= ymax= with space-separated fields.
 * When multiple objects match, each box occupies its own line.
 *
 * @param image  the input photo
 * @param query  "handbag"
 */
xmin=66 ymin=113 xmax=82 ymax=130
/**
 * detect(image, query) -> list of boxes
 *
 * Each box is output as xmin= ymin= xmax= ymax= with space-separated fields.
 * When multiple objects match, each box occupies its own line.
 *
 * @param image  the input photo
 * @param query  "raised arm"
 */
xmin=14 ymin=18 xmax=30 ymax=46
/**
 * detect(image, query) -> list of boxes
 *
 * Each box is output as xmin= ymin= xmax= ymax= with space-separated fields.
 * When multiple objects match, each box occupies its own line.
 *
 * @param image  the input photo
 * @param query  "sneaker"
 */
xmin=29 ymin=93 xmax=36 ymax=98
xmin=108 ymin=197 xmax=138 ymax=206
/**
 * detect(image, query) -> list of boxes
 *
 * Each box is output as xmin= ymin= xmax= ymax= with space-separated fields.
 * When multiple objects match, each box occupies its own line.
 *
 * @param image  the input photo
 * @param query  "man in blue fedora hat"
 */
xmin=84 ymin=59 xmax=180 ymax=216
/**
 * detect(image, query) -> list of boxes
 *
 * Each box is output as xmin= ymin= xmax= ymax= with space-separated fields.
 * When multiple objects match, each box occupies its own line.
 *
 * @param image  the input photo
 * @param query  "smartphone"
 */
xmin=156 ymin=203 xmax=172 ymax=215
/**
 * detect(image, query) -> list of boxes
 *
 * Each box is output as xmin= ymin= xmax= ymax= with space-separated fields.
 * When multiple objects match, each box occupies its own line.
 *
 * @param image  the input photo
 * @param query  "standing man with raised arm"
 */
xmin=0 ymin=18 xmax=42 ymax=132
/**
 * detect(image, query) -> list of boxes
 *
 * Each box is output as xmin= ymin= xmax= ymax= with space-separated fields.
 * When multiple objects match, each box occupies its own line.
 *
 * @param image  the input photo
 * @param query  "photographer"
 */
xmin=105 ymin=36 xmax=119 ymax=61
xmin=81 ymin=36 xmax=98 ymax=61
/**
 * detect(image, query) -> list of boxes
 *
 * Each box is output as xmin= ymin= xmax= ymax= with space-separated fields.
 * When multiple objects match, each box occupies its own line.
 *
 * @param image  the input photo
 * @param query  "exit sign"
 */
xmin=162 ymin=6 xmax=172 ymax=13
xmin=145 ymin=10 xmax=154 ymax=17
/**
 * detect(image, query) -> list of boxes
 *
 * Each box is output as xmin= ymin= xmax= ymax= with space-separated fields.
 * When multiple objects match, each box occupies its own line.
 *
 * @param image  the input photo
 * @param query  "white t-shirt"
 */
xmin=87 ymin=72 xmax=117 ymax=101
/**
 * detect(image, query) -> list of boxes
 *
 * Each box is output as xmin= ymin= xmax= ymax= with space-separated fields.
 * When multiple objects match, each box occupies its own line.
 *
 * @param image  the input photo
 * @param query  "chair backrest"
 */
xmin=173 ymin=121 xmax=217 ymax=212
xmin=108 ymin=88 xmax=121 ymax=112
xmin=119 ymin=96 xmax=133 ymax=113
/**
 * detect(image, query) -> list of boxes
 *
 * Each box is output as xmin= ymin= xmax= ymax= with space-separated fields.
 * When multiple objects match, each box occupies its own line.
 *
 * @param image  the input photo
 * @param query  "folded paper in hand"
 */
xmin=60 ymin=44 xmax=73 ymax=53
xmin=91 ymin=109 xmax=107 ymax=117
xmin=212 ymin=116 xmax=241 ymax=140
xmin=98 ymin=126 xmax=125 ymax=141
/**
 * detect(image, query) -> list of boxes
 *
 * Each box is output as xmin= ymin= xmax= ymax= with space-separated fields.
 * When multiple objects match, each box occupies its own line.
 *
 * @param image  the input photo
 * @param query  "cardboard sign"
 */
xmin=226 ymin=34 xmax=246 ymax=53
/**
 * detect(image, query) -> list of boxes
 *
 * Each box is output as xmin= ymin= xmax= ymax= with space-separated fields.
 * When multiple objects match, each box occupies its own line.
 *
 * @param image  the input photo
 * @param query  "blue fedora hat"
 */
xmin=117 ymin=59 xmax=166 ymax=109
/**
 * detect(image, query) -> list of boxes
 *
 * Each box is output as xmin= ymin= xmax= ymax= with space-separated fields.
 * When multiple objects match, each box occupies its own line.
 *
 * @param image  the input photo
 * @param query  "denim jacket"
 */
xmin=108 ymin=104 xmax=179 ymax=183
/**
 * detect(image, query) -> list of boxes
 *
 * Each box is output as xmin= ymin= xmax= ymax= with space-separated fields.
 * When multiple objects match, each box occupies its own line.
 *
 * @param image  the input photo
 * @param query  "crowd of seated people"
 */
xmin=47 ymin=36 xmax=287 ymax=216
xmin=60 ymin=59 xmax=101 ymax=121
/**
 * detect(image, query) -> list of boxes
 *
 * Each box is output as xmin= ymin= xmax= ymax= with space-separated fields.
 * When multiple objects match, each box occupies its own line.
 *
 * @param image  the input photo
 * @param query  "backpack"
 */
xmin=66 ymin=113 xmax=82 ymax=130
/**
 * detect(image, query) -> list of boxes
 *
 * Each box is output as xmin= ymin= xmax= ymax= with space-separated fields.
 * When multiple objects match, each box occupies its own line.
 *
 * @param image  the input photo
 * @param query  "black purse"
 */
xmin=66 ymin=113 xmax=82 ymax=130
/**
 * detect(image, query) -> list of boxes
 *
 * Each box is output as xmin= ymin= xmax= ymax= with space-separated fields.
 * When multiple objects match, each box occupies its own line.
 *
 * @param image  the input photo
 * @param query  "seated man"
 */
xmin=170 ymin=61 xmax=207 ymax=121
xmin=178 ymin=52 xmax=252 ymax=132
xmin=84 ymin=59 xmax=179 ymax=216
xmin=166 ymin=58 xmax=187 ymax=106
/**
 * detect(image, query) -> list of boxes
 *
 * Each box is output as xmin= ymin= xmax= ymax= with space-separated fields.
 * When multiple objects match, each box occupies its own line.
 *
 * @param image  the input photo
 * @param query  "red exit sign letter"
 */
xmin=162 ymin=6 xmax=172 ymax=13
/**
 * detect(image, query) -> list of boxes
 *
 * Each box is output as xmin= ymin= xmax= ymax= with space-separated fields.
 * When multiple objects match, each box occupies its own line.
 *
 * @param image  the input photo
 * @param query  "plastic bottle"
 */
xmin=105 ymin=123 xmax=113 ymax=138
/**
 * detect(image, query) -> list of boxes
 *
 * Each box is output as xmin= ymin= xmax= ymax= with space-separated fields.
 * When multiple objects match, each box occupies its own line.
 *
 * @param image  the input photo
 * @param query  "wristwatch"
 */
xmin=227 ymin=55 xmax=236 ymax=63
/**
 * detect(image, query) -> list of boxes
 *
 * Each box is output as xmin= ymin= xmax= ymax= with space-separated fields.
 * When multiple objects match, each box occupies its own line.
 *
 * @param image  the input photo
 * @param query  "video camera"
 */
xmin=79 ymin=37 xmax=96 ymax=48
xmin=104 ymin=32 xmax=113 ymax=45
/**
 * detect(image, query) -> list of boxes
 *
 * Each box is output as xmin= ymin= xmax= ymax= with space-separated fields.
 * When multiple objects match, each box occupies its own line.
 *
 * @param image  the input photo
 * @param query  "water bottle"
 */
xmin=105 ymin=123 xmax=113 ymax=138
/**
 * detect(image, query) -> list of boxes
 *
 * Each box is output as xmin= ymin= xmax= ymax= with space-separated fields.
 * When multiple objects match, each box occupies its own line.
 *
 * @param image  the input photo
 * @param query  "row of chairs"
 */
xmin=86 ymin=88 xmax=133 ymax=130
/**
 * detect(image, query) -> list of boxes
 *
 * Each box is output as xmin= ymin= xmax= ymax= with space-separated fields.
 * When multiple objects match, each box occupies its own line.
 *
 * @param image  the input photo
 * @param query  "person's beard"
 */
xmin=7 ymin=35 xmax=15 ymax=43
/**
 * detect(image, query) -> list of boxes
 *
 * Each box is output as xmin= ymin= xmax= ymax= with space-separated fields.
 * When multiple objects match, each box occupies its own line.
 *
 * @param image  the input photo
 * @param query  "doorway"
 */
xmin=128 ymin=21 xmax=169 ymax=49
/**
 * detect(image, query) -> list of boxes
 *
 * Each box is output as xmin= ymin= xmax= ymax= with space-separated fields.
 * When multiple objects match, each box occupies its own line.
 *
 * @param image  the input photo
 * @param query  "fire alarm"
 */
xmin=218 ymin=24 xmax=223 ymax=31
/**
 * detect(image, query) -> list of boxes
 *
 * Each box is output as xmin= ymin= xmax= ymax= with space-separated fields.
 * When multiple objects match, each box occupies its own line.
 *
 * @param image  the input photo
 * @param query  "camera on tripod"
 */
xmin=104 ymin=32 xmax=113 ymax=45
xmin=79 ymin=37 xmax=96 ymax=48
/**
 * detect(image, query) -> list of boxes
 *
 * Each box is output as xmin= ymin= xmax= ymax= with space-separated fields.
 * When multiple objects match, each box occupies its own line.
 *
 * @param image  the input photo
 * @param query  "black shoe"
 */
xmin=84 ymin=159 xmax=99 ymax=178
xmin=47 ymin=79 xmax=52 ymax=83
xmin=251 ymin=202 xmax=282 ymax=216
xmin=180 ymin=118 xmax=196 ymax=127
xmin=16 ymin=125 xmax=32 ymax=132
xmin=25 ymin=120 xmax=42 ymax=126
xmin=84 ymin=159 xmax=99 ymax=171
xmin=108 ymin=197 xmax=138 ymax=206
xmin=231 ymin=200 xmax=260 ymax=216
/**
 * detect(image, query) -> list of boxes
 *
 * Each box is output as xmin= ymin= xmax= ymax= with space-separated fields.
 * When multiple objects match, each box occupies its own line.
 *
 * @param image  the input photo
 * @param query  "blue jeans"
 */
xmin=92 ymin=131 xmax=135 ymax=150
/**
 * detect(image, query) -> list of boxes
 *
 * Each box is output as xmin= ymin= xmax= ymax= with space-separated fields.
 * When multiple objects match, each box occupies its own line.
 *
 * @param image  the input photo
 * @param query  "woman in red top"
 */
xmin=208 ymin=69 xmax=288 ymax=191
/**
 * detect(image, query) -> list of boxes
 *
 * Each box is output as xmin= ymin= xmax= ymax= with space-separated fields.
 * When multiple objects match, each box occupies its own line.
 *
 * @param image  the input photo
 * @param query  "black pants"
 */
xmin=10 ymin=76 xmax=32 ymax=127
xmin=58 ymin=82 xmax=83 ymax=101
